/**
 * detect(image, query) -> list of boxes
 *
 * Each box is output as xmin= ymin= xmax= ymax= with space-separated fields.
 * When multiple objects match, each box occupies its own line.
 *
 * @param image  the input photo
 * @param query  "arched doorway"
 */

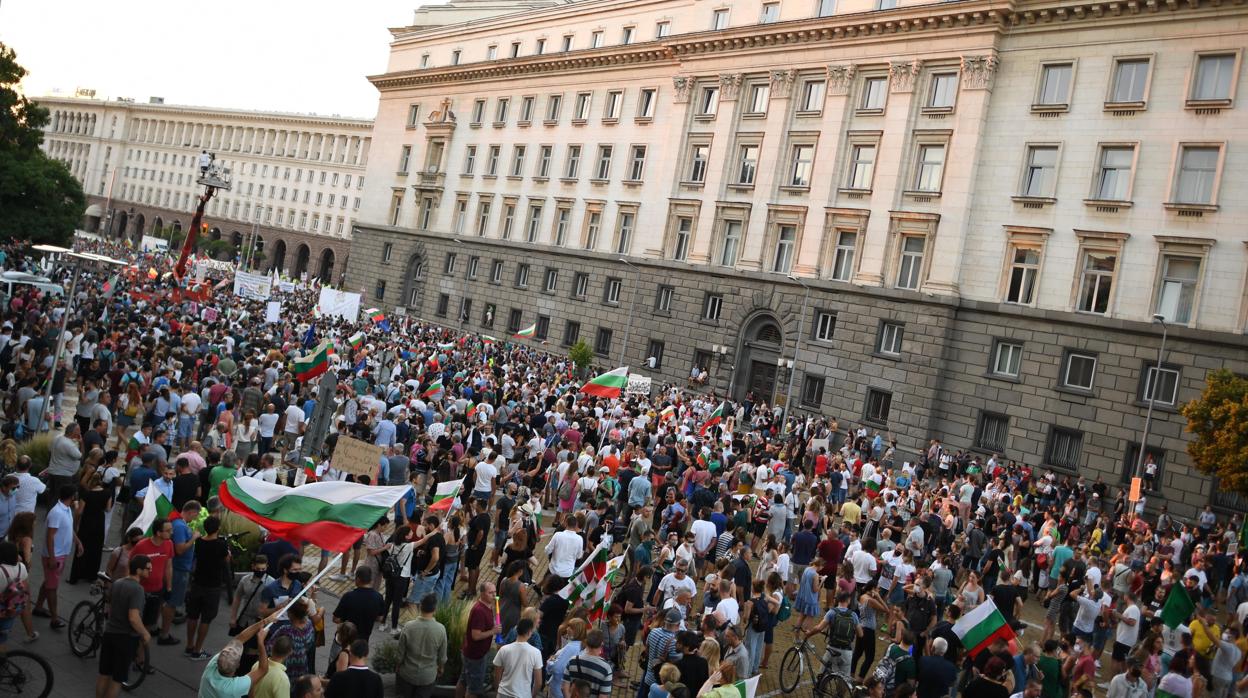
xmin=293 ymin=244 xmax=310 ymax=279
xmin=270 ymin=239 xmax=287 ymax=274
xmin=733 ymin=313 xmax=786 ymax=403
xmin=84 ymin=204 xmax=103 ymax=232
xmin=114 ymin=211 xmax=129 ymax=238
xmin=132 ymin=213 xmax=146 ymax=239
xmin=317 ymin=248 xmax=335 ymax=284
xmin=402 ymin=254 xmax=425 ymax=309
xmin=153 ymin=216 xmax=164 ymax=237
xmin=172 ymin=220 xmax=182 ymax=237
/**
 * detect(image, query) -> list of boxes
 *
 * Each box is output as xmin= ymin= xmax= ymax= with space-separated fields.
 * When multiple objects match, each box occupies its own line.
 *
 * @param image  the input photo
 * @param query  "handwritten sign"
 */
xmin=810 ymin=438 xmax=830 ymax=454
xmin=625 ymin=374 xmax=652 ymax=397
xmin=330 ymin=436 xmax=384 ymax=480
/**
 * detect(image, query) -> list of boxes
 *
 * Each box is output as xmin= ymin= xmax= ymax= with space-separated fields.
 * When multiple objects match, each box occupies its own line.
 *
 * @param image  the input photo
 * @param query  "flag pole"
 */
xmin=264 ymin=550 xmax=344 ymax=630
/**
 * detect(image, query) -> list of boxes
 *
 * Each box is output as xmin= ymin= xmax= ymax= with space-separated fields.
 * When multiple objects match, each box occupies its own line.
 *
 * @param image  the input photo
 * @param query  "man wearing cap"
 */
xmin=637 ymin=608 xmax=682 ymax=698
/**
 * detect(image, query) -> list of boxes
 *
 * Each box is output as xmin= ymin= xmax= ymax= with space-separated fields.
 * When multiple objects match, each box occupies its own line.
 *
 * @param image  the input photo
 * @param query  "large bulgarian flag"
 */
xmin=579 ymin=366 xmax=628 ymax=399
xmin=293 ymin=340 xmax=334 ymax=383
xmin=218 ymin=477 xmax=412 ymax=552
xmin=428 ymin=480 xmax=462 ymax=512
xmin=348 ymin=332 xmax=365 ymax=349
xmin=952 ymin=597 xmax=1016 ymax=657
xmin=132 ymin=482 xmax=178 ymax=535
xmin=513 ymin=323 xmax=537 ymax=339
xmin=700 ymin=401 xmax=727 ymax=436
xmin=421 ymin=379 xmax=443 ymax=400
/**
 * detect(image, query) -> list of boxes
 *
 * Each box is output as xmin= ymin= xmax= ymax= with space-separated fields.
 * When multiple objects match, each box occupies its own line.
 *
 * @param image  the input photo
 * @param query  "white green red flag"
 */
xmin=428 ymin=480 xmax=461 ymax=512
xmin=217 ymin=477 xmax=412 ymax=552
xmin=579 ymin=366 xmax=628 ymax=399
xmin=513 ymin=323 xmax=537 ymax=339
xmin=348 ymin=332 xmax=365 ymax=349
xmin=466 ymin=402 xmax=479 ymax=419
xmin=302 ymin=457 xmax=318 ymax=483
xmin=133 ymin=482 xmax=178 ymax=535
xmin=437 ymin=342 xmax=455 ymax=351
xmin=952 ymin=597 xmax=1016 ymax=657
xmin=420 ymin=379 xmax=443 ymax=400
xmin=865 ymin=477 xmax=882 ymax=498
xmin=700 ymin=401 xmax=727 ymax=436
xmin=293 ymin=340 xmax=334 ymax=382
xmin=559 ymin=543 xmax=624 ymax=621
xmin=660 ymin=405 xmax=676 ymax=422
xmin=733 ymin=676 xmax=760 ymax=698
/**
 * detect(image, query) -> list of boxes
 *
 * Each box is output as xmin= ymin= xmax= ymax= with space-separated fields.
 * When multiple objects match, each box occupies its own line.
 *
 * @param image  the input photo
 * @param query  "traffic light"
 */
xmin=201 ymin=224 xmax=208 ymax=235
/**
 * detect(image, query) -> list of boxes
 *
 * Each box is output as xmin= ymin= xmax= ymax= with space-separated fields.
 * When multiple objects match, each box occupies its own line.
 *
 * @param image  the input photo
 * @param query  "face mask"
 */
xmin=253 ymin=570 xmax=266 ymax=578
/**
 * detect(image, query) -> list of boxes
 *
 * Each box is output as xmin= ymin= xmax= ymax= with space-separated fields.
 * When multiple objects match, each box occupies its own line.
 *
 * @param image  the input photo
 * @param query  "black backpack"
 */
xmin=827 ymin=608 xmax=856 ymax=650
xmin=749 ymin=594 xmax=774 ymax=632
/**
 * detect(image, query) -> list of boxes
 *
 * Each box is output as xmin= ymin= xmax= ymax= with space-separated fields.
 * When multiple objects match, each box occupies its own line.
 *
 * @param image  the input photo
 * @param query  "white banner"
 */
xmin=315 ymin=287 xmax=361 ymax=323
xmin=277 ymin=281 xmax=296 ymax=293
xmin=233 ymin=270 xmax=273 ymax=301
xmin=265 ymin=301 xmax=281 ymax=323
xmin=625 ymin=374 xmax=652 ymax=397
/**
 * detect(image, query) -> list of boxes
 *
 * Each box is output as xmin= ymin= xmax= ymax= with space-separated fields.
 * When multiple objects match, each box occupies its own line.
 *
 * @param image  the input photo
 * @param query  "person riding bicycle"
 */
xmin=94 ymin=553 xmax=152 ymax=698
xmin=802 ymin=590 xmax=861 ymax=678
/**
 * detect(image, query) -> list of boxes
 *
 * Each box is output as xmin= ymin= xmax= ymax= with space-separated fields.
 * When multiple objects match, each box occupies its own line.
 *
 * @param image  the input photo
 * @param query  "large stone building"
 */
xmin=39 ymin=97 xmax=373 ymax=281
xmin=347 ymin=0 xmax=1248 ymax=516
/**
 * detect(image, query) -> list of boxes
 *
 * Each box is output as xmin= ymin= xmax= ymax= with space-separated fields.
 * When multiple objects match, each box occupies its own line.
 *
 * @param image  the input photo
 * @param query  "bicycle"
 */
xmin=66 ymin=572 xmax=152 ymax=692
xmin=778 ymin=637 xmax=867 ymax=698
xmin=0 ymin=648 xmax=52 ymax=697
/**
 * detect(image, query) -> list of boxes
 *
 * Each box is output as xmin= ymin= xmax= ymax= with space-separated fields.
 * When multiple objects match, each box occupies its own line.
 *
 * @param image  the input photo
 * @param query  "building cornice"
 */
xmin=35 ymin=97 xmax=373 ymax=130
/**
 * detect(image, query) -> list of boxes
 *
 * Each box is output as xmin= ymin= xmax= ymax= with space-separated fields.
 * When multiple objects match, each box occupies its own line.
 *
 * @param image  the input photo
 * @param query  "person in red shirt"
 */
xmin=459 ymin=581 xmax=501 ymax=698
xmin=818 ymin=529 xmax=846 ymax=607
xmin=131 ymin=518 xmax=178 ymax=645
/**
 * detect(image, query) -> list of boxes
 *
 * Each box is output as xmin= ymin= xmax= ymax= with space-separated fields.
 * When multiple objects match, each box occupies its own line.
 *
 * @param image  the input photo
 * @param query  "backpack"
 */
xmin=873 ymin=650 xmax=901 ymax=691
xmin=776 ymin=594 xmax=792 ymax=623
xmin=557 ymin=475 xmax=573 ymax=501
xmin=749 ymin=594 xmax=774 ymax=632
xmin=827 ymin=607 xmax=856 ymax=650
xmin=0 ymin=566 xmax=28 ymax=619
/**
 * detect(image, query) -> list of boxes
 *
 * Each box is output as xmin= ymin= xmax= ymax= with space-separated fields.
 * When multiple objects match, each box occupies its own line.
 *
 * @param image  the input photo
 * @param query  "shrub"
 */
xmin=370 ymin=638 xmax=402 ymax=674
xmin=434 ymin=598 xmax=471 ymax=682
xmin=17 ymin=433 xmax=54 ymax=473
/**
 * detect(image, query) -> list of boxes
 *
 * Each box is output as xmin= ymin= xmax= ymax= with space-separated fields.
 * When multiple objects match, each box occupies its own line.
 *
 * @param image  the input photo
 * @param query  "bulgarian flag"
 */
xmin=421 ymin=379 xmax=443 ymax=400
xmin=293 ymin=340 xmax=334 ymax=383
xmin=732 ymin=676 xmax=760 ymax=698
xmin=366 ymin=308 xmax=391 ymax=331
xmin=952 ymin=597 xmax=1016 ymax=657
xmin=437 ymin=342 xmax=455 ymax=351
xmin=513 ymin=323 xmax=537 ymax=339
xmin=428 ymin=480 xmax=462 ymax=512
xmin=660 ymin=405 xmax=676 ymax=422
xmin=865 ymin=477 xmax=883 ymax=498
xmin=482 ymin=335 xmax=499 ymax=345
xmin=466 ymin=402 xmax=479 ymax=419
xmin=132 ymin=482 xmax=178 ymax=535
xmin=700 ymin=401 xmax=727 ymax=436
xmin=348 ymin=332 xmax=365 ymax=349
xmin=302 ymin=457 xmax=318 ymax=483
xmin=583 ymin=555 xmax=625 ymax=621
xmin=218 ymin=477 xmax=412 ymax=552
xmin=580 ymin=366 xmax=629 ymax=399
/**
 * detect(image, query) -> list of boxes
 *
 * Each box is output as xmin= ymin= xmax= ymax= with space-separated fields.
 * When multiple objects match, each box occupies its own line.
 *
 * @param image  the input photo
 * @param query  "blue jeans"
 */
xmin=745 ymin=627 xmax=766 ymax=676
xmin=407 ymin=572 xmax=440 ymax=604
xmin=436 ymin=561 xmax=459 ymax=603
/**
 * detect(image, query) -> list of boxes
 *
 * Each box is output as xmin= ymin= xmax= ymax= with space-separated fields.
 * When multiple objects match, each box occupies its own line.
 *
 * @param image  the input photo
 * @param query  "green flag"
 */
xmin=1160 ymin=583 xmax=1195 ymax=629
xmin=1239 ymin=516 xmax=1248 ymax=551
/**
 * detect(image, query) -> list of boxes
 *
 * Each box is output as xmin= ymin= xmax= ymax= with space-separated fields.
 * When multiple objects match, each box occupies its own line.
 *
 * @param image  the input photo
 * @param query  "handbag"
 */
xmin=228 ymin=578 xmax=264 ymax=636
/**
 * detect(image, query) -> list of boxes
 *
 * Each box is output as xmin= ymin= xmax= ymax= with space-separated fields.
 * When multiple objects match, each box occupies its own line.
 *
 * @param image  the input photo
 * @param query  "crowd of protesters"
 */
xmin=0 ymin=235 xmax=1244 ymax=698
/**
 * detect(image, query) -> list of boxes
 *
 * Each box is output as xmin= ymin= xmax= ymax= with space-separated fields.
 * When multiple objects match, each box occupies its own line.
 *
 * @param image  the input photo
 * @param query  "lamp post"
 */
xmin=618 ymin=258 xmax=640 ymax=368
xmin=782 ymin=274 xmax=811 ymax=423
xmin=1133 ymin=314 xmax=1169 ymax=490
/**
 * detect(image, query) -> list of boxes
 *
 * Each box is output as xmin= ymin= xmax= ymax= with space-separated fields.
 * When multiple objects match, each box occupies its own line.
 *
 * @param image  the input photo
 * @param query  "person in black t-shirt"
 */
xmin=490 ymin=488 xmax=516 ymax=571
xmin=333 ymin=567 xmax=386 ymax=649
xmin=990 ymin=570 xmax=1025 ymax=630
xmin=185 ymin=515 xmax=230 ymax=659
xmin=325 ymin=639 xmax=384 ymax=698
xmin=408 ymin=515 xmax=445 ymax=605
xmin=171 ymin=457 xmax=201 ymax=510
xmin=463 ymin=498 xmax=491 ymax=597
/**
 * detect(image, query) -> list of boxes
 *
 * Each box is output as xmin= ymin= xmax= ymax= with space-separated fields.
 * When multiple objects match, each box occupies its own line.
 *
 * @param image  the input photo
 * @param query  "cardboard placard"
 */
xmin=810 ymin=438 xmax=830 ymax=454
xmin=1129 ymin=476 xmax=1142 ymax=502
xmin=330 ymin=436 xmax=384 ymax=479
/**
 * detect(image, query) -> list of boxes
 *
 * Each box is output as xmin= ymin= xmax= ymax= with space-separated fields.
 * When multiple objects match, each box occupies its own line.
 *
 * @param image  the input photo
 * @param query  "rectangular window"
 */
xmin=486 ymin=45 xmax=497 ymax=60
xmin=436 ymin=293 xmax=449 ymax=317
xmin=594 ymin=145 xmax=613 ymax=180
xmin=801 ymin=375 xmax=825 ymax=407
xmin=535 ymin=315 xmax=550 ymax=341
xmin=655 ymin=21 xmax=670 ymax=38
xmin=501 ymin=203 xmax=515 ymax=239
xmin=444 ymin=252 xmax=457 ymax=275
xmin=847 ymin=144 xmax=876 ymax=189
xmin=388 ymin=192 xmax=403 ymax=225
xmin=702 ymin=293 xmax=723 ymax=321
xmin=585 ymin=212 xmax=601 ymax=249
xmin=604 ymin=277 xmax=622 ymax=304
xmin=482 ymin=302 xmax=496 ymax=327
xmin=655 ymin=285 xmax=674 ymax=312
xmin=494 ymin=98 xmax=509 ymax=124
xmin=605 ymin=91 xmax=623 ymax=119
xmin=616 ymin=212 xmax=635 ymax=254
xmin=1006 ymin=247 xmax=1040 ymax=304
xmin=475 ymin=200 xmax=491 ymax=236
xmin=622 ymin=27 xmax=635 ymax=44
xmin=861 ymin=77 xmax=887 ymax=111
xmin=563 ymin=320 xmax=580 ymax=346
xmin=1155 ymin=254 xmax=1201 ymax=324
xmin=546 ymin=95 xmax=562 ymax=122
xmin=1062 ymin=351 xmax=1097 ymax=390
xmin=486 ymin=145 xmax=501 ymax=176
xmin=688 ymin=144 xmax=710 ymax=183
xmin=590 ymin=31 xmax=603 ymax=48
xmin=818 ymin=0 xmax=836 ymax=16
xmin=554 ymin=208 xmax=570 ymax=246
xmin=773 ymin=225 xmax=797 ymax=273
xmin=1141 ymin=363 xmax=1180 ymax=406
xmin=573 ymin=272 xmax=589 ymax=299
xmin=510 ymin=41 xmax=521 ymax=58
xmin=761 ymin=2 xmax=780 ymax=23
xmin=699 ymin=87 xmax=719 ymax=116
xmin=561 ymin=35 xmax=572 ymax=52
xmin=1191 ymin=54 xmax=1237 ymax=102
xmin=1094 ymin=146 xmax=1134 ymax=200
xmin=672 ymin=217 xmax=693 ymax=261
xmin=407 ymin=104 xmax=421 ymax=127
xmin=471 ymin=99 xmax=486 ymax=124
xmin=832 ymin=231 xmax=857 ymax=281
xmin=641 ymin=339 xmax=663 ymax=369
xmin=877 ymin=322 xmax=903 ymax=356
xmin=814 ymin=311 xmax=837 ymax=341
xmin=991 ymin=340 xmax=1023 ymax=377
xmin=535 ymin=38 xmax=545 ymax=54
xmin=864 ymin=389 xmax=892 ymax=425
xmin=382 ymin=243 xmax=394 ymax=263
xmin=519 ymin=96 xmax=535 ymax=123
xmin=490 ymin=260 xmax=504 ymax=283
xmin=638 ymin=88 xmax=657 ymax=118
xmin=789 ymin=144 xmax=814 ymax=187
xmin=1077 ymin=250 xmax=1116 ymax=314
xmin=896 ymin=236 xmax=925 ymax=290
xmin=507 ymin=308 xmax=523 ymax=333
xmin=371 ymin=278 xmax=386 ymax=300
xmin=565 ymin=145 xmax=581 ymax=178
xmin=1109 ymin=58 xmax=1150 ymax=104
xmin=927 ymin=73 xmax=958 ymax=109
xmin=467 ymin=255 xmax=479 ymax=279
xmin=1036 ymin=63 xmax=1073 ymax=107
xmin=452 ymin=49 xmax=461 ymax=65
xmin=526 ymin=204 xmax=542 ymax=242
xmin=1021 ymin=145 xmax=1058 ymax=198
xmin=398 ymin=145 xmax=412 ymax=174
xmin=537 ymin=146 xmax=552 ymax=178
xmin=628 ymin=145 xmax=647 ymax=181
xmin=747 ymin=84 xmax=770 ymax=114
xmin=1173 ymin=145 xmax=1219 ymax=204
xmin=736 ymin=144 xmax=759 ymax=185
xmin=800 ymin=80 xmax=825 ymax=112
xmin=510 ymin=146 xmax=526 ymax=177
xmin=453 ymin=199 xmax=467 ymax=234
xmin=975 ymin=413 xmax=1010 ymax=453
xmin=1046 ymin=427 xmax=1083 ymax=471
xmin=543 ymin=268 xmax=559 ymax=293
xmin=1123 ymin=443 xmax=1165 ymax=490
xmin=712 ymin=8 xmax=730 ymax=30
xmin=574 ymin=93 xmax=592 ymax=121
xmin=914 ymin=144 xmax=945 ymax=192
xmin=594 ymin=328 xmax=613 ymax=356
xmin=720 ymin=220 xmax=742 ymax=267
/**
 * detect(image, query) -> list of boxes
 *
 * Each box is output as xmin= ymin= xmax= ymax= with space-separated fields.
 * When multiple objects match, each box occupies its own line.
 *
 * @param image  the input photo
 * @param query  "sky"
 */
xmin=1 ymin=0 xmax=431 ymax=119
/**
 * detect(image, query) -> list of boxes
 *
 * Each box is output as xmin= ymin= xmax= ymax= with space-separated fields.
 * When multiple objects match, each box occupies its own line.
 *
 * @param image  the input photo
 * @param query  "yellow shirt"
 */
xmin=252 ymin=660 xmax=290 ymax=698
xmin=841 ymin=501 xmax=862 ymax=525
xmin=1190 ymin=619 xmax=1221 ymax=659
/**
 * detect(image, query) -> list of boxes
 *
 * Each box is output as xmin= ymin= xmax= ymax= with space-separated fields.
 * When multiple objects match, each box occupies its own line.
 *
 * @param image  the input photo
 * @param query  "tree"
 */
xmin=1181 ymin=369 xmax=1248 ymax=494
xmin=568 ymin=339 xmax=594 ymax=379
xmin=0 ymin=43 xmax=86 ymax=246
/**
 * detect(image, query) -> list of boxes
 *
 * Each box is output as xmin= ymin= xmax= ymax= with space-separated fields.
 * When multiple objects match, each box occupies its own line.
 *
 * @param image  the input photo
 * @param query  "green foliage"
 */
xmin=16 ymin=433 xmax=54 ymax=472
xmin=433 ymin=598 xmax=471 ymax=682
xmin=1182 ymin=369 xmax=1248 ymax=494
xmin=0 ymin=43 xmax=86 ymax=246
xmin=569 ymin=339 xmax=594 ymax=375
xmin=370 ymin=638 xmax=402 ymax=674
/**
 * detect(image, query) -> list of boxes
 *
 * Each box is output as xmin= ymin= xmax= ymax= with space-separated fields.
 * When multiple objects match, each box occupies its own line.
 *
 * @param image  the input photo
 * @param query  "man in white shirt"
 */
xmin=472 ymin=456 xmax=498 ymax=505
xmin=493 ymin=618 xmax=543 ymax=698
xmin=655 ymin=558 xmax=697 ymax=607
xmin=690 ymin=513 xmax=718 ymax=575
xmin=13 ymin=458 xmax=44 ymax=514
xmin=713 ymin=578 xmax=740 ymax=626
xmin=282 ymin=403 xmax=305 ymax=453
xmin=850 ymin=548 xmax=877 ymax=586
xmin=544 ymin=518 xmax=583 ymax=585
xmin=1110 ymin=592 xmax=1141 ymax=676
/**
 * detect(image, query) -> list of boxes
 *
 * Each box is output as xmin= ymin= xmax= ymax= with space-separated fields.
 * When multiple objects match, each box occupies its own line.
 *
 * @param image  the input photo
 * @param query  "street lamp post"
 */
xmin=782 ymin=275 xmax=811 ymax=423
xmin=618 ymin=258 xmax=640 ymax=368
xmin=1133 ymin=314 xmax=1170 ymax=488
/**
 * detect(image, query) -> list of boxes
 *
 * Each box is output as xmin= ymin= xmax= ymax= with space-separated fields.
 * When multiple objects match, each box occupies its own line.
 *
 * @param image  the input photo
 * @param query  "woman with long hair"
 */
xmin=115 ymin=381 xmax=143 ymax=449
xmin=436 ymin=513 xmax=464 ymax=603
xmin=68 ymin=471 xmax=113 ymax=583
xmin=382 ymin=524 xmax=413 ymax=633
xmin=695 ymin=661 xmax=739 ymax=698
xmin=325 ymin=621 xmax=357 ymax=680
xmin=235 ymin=409 xmax=258 ymax=459
xmin=6 ymin=511 xmax=36 ymax=642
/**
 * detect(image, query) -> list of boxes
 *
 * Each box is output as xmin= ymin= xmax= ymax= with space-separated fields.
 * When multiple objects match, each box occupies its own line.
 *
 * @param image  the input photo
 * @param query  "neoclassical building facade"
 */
xmin=347 ymin=0 xmax=1248 ymax=515
xmin=39 ymin=97 xmax=373 ymax=282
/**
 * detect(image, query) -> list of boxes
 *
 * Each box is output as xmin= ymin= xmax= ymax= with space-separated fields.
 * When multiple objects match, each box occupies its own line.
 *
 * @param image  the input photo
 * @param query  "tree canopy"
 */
xmin=1182 ymin=369 xmax=1248 ymax=494
xmin=0 ymin=42 xmax=86 ymax=246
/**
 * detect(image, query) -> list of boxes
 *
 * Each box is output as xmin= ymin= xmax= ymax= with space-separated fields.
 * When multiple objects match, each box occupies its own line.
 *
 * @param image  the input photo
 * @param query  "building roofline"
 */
xmin=33 ymin=95 xmax=375 ymax=128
